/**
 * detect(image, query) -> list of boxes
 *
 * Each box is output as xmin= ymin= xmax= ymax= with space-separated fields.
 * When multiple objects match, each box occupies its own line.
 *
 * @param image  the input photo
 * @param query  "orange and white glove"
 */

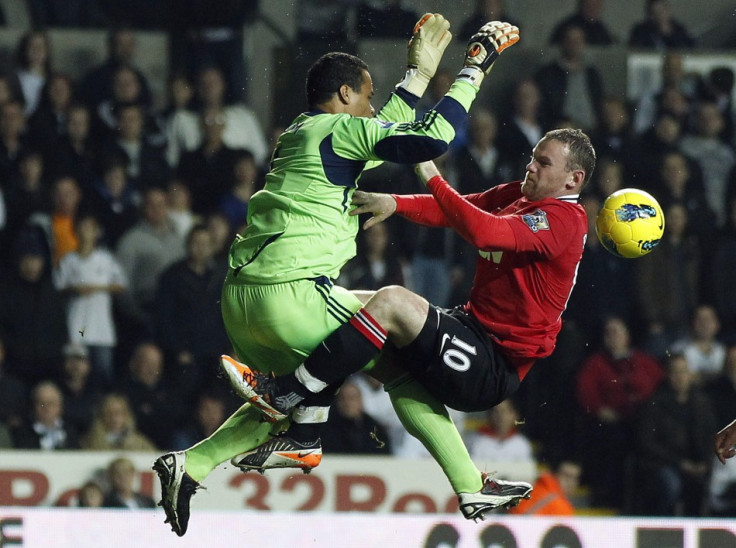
xmin=398 ymin=13 xmax=452 ymax=97
xmin=457 ymin=21 xmax=520 ymax=88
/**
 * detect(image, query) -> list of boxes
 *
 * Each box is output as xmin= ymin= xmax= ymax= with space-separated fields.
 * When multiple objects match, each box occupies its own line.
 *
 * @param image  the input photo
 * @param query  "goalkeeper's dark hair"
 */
xmin=543 ymin=128 xmax=596 ymax=188
xmin=306 ymin=52 xmax=369 ymax=108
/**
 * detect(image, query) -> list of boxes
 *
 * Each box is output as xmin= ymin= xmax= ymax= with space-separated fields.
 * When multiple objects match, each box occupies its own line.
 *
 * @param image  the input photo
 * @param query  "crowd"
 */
xmin=0 ymin=0 xmax=735 ymax=517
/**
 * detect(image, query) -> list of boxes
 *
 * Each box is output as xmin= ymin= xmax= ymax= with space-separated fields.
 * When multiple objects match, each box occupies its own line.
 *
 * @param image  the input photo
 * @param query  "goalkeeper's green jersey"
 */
xmin=228 ymin=81 xmax=478 ymax=284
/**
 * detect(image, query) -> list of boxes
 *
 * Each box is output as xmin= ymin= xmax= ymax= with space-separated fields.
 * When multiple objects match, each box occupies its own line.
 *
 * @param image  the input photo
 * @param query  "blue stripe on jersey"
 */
xmin=319 ymin=134 xmax=366 ymax=188
xmin=374 ymin=134 xmax=448 ymax=163
xmin=393 ymin=87 xmax=420 ymax=109
xmin=434 ymin=95 xmax=466 ymax=133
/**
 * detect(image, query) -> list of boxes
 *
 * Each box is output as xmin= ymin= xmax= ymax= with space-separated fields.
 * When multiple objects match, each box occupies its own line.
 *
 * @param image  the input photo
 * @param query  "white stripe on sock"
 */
xmin=292 ymin=405 xmax=330 ymax=424
xmin=354 ymin=310 xmax=387 ymax=343
xmin=295 ymin=364 xmax=329 ymax=393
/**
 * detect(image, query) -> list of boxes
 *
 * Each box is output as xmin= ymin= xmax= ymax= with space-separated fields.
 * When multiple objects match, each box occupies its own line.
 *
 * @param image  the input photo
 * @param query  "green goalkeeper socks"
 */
xmin=184 ymin=402 xmax=282 ymax=482
xmin=387 ymin=376 xmax=482 ymax=494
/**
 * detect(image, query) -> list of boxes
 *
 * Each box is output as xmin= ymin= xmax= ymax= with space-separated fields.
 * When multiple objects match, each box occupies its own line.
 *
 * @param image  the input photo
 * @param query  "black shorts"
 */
xmin=398 ymin=305 xmax=521 ymax=413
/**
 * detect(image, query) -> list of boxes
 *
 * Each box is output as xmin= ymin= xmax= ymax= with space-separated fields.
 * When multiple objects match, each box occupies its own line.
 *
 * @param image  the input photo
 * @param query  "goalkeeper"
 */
xmin=154 ymin=15 xmax=522 ymax=536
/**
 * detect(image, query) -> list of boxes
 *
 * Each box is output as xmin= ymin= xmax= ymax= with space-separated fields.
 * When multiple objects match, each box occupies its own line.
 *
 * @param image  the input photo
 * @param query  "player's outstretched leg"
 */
xmin=152 ymin=451 xmax=201 ymax=537
xmin=457 ymin=473 xmax=533 ymax=521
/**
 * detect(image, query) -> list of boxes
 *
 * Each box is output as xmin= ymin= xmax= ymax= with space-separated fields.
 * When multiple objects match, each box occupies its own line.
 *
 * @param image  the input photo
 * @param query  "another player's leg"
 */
xmin=223 ymin=285 xmax=421 ymax=423
xmin=222 ymin=305 xmax=387 ymax=418
xmin=381 ymin=362 xmax=531 ymax=521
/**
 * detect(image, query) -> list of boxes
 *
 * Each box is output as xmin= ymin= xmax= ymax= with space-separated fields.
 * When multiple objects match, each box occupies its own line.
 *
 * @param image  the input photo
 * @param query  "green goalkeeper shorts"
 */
xmin=221 ymin=275 xmax=362 ymax=376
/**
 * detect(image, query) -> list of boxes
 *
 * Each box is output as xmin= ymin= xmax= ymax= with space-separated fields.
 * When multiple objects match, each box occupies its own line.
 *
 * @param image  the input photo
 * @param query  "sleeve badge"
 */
xmin=521 ymin=209 xmax=550 ymax=233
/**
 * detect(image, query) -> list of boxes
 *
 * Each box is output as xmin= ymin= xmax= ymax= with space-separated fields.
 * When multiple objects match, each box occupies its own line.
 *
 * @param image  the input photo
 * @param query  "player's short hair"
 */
xmin=306 ymin=52 xmax=369 ymax=108
xmin=542 ymin=128 xmax=596 ymax=188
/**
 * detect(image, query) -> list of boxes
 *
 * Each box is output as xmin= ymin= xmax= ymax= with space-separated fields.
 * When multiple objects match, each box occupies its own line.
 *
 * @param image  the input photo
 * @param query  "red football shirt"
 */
xmin=394 ymin=176 xmax=587 ymax=380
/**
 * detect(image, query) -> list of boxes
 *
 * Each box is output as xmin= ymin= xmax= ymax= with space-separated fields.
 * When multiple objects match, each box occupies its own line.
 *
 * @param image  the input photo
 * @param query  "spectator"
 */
xmin=356 ymin=0 xmax=418 ymax=39
xmin=218 ymin=149 xmax=258 ymax=231
xmin=167 ymin=0 xmax=258 ymax=103
xmin=535 ymin=24 xmax=604 ymax=132
xmin=12 ymin=380 xmax=80 ymax=449
xmin=654 ymin=151 xmax=714 ymax=250
xmin=466 ymin=398 xmax=534 ymax=464
xmin=57 ymin=342 xmax=101 ymax=435
xmin=176 ymin=106 xmax=243 ymax=215
xmin=457 ymin=0 xmax=519 ymax=42
xmin=0 ymin=227 xmax=67 ymax=385
xmin=636 ymin=202 xmax=701 ymax=358
xmin=120 ymin=341 xmax=184 ymax=449
xmin=709 ymin=444 xmax=736 ymax=517
xmin=635 ymin=353 xmax=716 ymax=516
xmin=630 ymin=111 xmax=684 ymax=187
xmin=99 ymin=102 xmax=170 ymax=191
xmin=0 ymin=100 xmax=30 ymax=185
xmin=53 ymin=212 xmax=127 ymax=388
xmin=205 ymin=210 xmax=234 ymax=267
xmin=671 ymin=304 xmax=727 ymax=383
xmin=452 ymin=108 xmax=514 ymax=195
xmin=76 ymin=480 xmax=105 ymax=508
xmin=565 ymin=195 xmax=638 ymax=347
xmin=158 ymin=73 xmax=194 ymax=148
xmin=170 ymin=387 xmax=229 ymax=451
xmin=628 ymin=0 xmax=696 ymax=50
xmin=85 ymin=155 xmax=140 ymax=249
xmin=27 ymin=72 xmax=76 ymax=158
xmin=680 ymin=101 xmax=735 ymax=228
xmin=705 ymin=345 xmax=736 ymax=434
xmin=549 ymin=0 xmax=616 ymax=46
xmin=576 ymin=316 xmax=664 ymax=508
xmin=712 ymin=197 xmax=736 ymax=339
xmin=589 ymin=96 xmax=635 ymax=167
xmin=508 ymin=457 xmax=582 ymax=516
xmin=166 ymin=178 xmax=198 ymax=239
xmin=321 ymin=380 xmax=392 ymax=455
xmin=496 ymin=78 xmax=544 ymax=175
xmin=33 ymin=175 xmax=84 ymax=266
xmin=2 ymin=149 xmax=49 ymax=261
xmin=46 ymin=103 xmax=97 ymax=190
xmin=115 ymin=187 xmax=185 ymax=337
xmin=92 ymin=64 xmax=160 ymax=144
xmin=633 ymin=52 xmax=698 ymax=134
xmin=154 ymin=224 xmax=229 ymax=394
xmin=11 ymin=30 xmax=53 ymax=117
xmin=79 ymin=26 xmax=153 ymax=114
xmin=695 ymin=67 xmax=734 ymax=144
xmin=166 ymin=66 xmax=268 ymax=168
xmin=0 ymin=335 xmax=29 ymax=431
xmin=102 ymin=456 xmax=156 ymax=508
xmin=590 ymin=155 xmax=625 ymax=199
xmin=338 ymin=221 xmax=405 ymax=291
xmin=81 ymin=393 xmax=157 ymax=451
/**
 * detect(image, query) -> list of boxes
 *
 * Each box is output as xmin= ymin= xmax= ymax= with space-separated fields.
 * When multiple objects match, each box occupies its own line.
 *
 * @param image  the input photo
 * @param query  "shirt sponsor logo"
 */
xmin=521 ymin=209 xmax=550 ymax=233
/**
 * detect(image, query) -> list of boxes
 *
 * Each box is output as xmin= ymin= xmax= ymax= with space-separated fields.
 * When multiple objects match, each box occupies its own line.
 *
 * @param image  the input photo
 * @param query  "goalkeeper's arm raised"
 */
xmin=396 ymin=13 xmax=453 ymax=98
xmin=456 ymin=21 xmax=520 ymax=88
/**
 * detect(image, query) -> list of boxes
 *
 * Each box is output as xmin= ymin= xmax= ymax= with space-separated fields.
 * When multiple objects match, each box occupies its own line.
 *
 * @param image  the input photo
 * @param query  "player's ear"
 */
xmin=338 ymin=84 xmax=352 ymax=105
xmin=569 ymin=169 xmax=585 ymax=189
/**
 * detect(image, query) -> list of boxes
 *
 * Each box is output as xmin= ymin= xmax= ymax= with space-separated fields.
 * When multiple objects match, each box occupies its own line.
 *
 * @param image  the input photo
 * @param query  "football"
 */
xmin=595 ymin=188 xmax=665 ymax=259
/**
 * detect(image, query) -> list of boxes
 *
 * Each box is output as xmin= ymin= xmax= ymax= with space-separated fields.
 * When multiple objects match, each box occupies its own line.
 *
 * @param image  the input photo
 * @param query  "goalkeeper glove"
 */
xmin=457 ymin=21 xmax=520 ymax=88
xmin=398 ymin=13 xmax=452 ymax=98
